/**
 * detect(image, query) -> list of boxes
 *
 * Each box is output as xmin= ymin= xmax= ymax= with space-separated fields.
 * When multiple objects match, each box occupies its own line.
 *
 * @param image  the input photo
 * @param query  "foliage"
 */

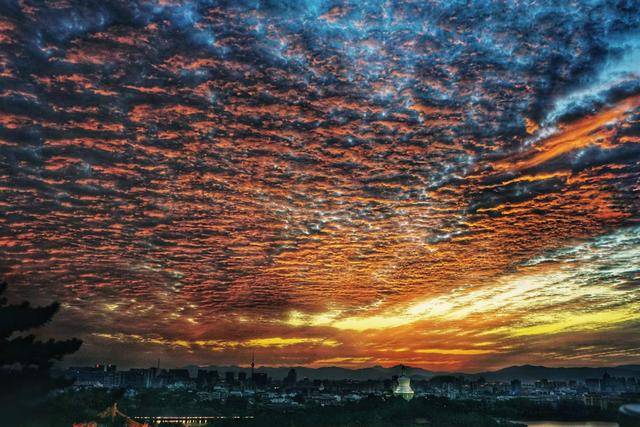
xmin=0 ymin=281 xmax=82 ymax=425
xmin=488 ymin=397 xmax=618 ymax=422
xmin=30 ymin=391 xmax=523 ymax=427
xmin=215 ymin=395 xmax=519 ymax=427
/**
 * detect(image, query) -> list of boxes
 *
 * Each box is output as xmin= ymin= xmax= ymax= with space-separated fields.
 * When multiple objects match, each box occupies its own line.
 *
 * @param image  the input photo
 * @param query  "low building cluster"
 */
xmin=64 ymin=365 xmax=640 ymax=410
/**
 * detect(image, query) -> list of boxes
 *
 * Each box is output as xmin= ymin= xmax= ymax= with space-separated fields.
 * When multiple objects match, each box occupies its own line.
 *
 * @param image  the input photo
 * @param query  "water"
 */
xmin=522 ymin=422 xmax=619 ymax=427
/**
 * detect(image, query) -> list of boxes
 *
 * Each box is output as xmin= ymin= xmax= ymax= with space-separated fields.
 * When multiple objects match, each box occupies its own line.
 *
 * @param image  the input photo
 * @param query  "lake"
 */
xmin=522 ymin=422 xmax=619 ymax=427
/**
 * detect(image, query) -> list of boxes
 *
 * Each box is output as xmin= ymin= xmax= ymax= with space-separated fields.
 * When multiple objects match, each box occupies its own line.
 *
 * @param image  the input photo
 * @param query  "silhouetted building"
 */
xmin=252 ymin=372 xmax=268 ymax=388
xmin=284 ymin=368 xmax=297 ymax=388
xmin=586 ymin=378 xmax=601 ymax=393
xmin=122 ymin=368 xmax=152 ymax=388
xmin=225 ymin=371 xmax=235 ymax=385
xmin=67 ymin=364 xmax=119 ymax=387
xmin=511 ymin=379 xmax=522 ymax=395
xmin=197 ymin=370 xmax=218 ymax=388
xmin=167 ymin=369 xmax=191 ymax=386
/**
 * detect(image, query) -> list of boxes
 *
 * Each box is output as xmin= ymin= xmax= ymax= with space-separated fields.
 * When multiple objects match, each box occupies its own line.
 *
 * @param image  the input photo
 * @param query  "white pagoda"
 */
xmin=393 ymin=366 xmax=414 ymax=401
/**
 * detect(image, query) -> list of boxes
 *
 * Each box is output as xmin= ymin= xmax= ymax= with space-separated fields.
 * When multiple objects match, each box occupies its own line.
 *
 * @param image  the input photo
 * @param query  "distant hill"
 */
xmin=194 ymin=364 xmax=640 ymax=382
xmin=461 ymin=364 xmax=640 ymax=382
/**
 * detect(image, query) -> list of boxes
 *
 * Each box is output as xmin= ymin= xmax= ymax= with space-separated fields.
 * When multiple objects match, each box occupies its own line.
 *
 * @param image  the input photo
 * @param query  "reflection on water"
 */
xmin=523 ymin=422 xmax=619 ymax=427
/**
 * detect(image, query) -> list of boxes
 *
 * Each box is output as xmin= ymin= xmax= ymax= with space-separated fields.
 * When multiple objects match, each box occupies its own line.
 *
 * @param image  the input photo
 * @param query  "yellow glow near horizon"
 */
xmin=414 ymin=348 xmax=495 ymax=355
xmin=245 ymin=337 xmax=340 ymax=348
xmin=501 ymin=306 xmax=639 ymax=338
xmin=96 ymin=227 xmax=640 ymax=368
xmin=283 ymin=243 xmax=640 ymax=347
xmin=94 ymin=333 xmax=340 ymax=350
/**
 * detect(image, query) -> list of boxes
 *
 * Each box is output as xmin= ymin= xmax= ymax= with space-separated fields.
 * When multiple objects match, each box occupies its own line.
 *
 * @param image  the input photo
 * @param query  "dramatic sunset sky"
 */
xmin=1 ymin=0 xmax=640 ymax=372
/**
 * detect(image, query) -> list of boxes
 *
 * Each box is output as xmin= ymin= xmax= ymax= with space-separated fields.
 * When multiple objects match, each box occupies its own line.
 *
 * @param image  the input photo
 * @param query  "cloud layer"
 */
xmin=1 ymin=0 xmax=640 ymax=370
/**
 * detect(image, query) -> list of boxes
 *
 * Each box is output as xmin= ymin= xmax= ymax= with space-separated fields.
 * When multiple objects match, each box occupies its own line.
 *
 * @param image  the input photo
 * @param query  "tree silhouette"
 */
xmin=0 ymin=281 xmax=82 ymax=419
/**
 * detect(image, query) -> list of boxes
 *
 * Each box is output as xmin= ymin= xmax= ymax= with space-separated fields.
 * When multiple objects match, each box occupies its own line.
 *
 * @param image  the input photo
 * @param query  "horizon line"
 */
xmin=57 ymin=361 xmax=640 ymax=374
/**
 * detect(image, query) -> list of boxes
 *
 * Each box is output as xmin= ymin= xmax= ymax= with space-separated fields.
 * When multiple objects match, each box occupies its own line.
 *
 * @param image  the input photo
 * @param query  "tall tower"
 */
xmin=251 ymin=351 xmax=255 ymax=389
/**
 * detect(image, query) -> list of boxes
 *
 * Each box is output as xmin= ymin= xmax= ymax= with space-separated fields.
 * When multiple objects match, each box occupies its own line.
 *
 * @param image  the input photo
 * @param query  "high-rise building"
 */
xmin=252 ymin=372 xmax=268 ymax=389
xmin=510 ymin=379 xmax=522 ymax=395
xmin=66 ymin=364 xmax=119 ymax=388
xmin=121 ymin=369 xmax=152 ymax=388
xmin=197 ymin=370 xmax=219 ymax=388
xmin=586 ymin=378 xmax=601 ymax=393
xmin=284 ymin=368 xmax=297 ymax=388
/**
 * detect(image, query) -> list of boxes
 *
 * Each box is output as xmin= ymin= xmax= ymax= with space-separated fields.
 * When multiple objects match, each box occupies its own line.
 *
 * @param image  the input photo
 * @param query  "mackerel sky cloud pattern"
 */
xmin=1 ymin=0 xmax=640 ymax=370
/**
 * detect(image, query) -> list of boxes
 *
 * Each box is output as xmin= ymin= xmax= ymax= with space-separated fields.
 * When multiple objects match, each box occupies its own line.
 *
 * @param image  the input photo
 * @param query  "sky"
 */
xmin=1 ymin=0 xmax=640 ymax=372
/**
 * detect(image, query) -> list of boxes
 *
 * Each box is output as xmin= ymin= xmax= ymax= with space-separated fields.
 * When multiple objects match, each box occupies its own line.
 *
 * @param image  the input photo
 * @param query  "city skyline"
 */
xmin=54 ymin=360 xmax=640 ymax=377
xmin=62 ymin=361 xmax=640 ymax=388
xmin=2 ymin=0 xmax=640 ymax=372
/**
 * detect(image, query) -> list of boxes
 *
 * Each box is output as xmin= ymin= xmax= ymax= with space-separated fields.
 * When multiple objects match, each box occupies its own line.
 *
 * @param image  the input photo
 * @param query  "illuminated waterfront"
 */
xmin=523 ymin=421 xmax=619 ymax=427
